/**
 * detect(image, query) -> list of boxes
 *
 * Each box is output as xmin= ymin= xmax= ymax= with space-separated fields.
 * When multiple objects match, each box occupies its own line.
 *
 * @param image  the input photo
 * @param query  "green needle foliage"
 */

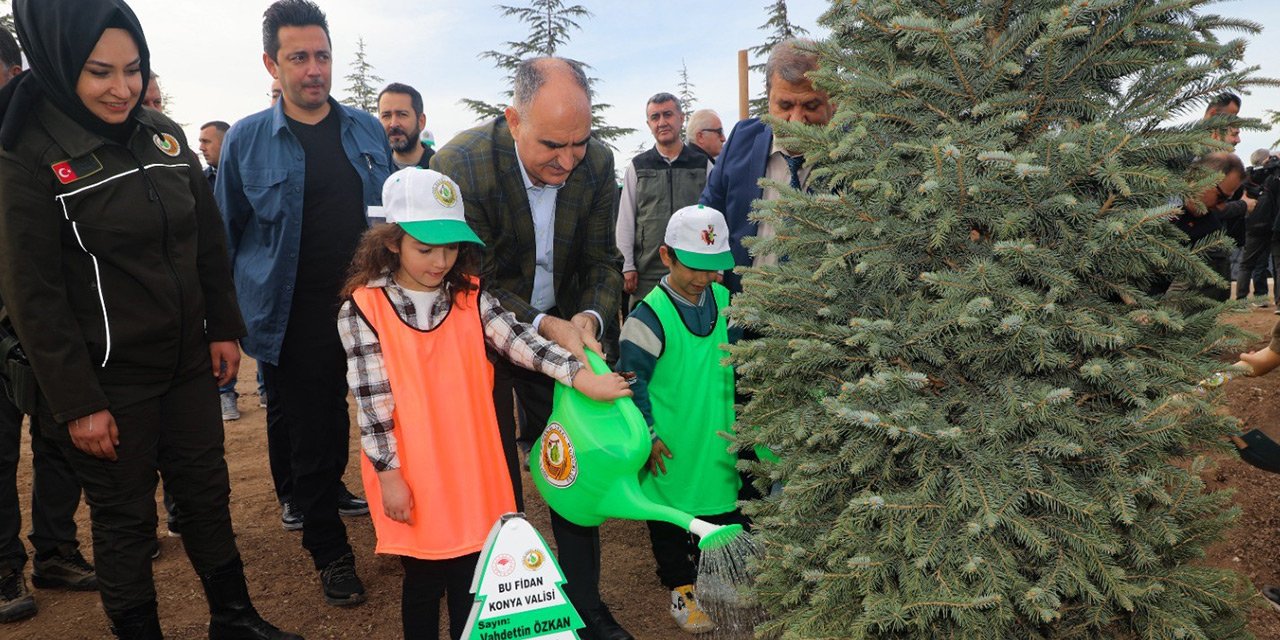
xmin=732 ymin=1 xmax=1276 ymax=638
xmin=461 ymin=0 xmax=635 ymax=148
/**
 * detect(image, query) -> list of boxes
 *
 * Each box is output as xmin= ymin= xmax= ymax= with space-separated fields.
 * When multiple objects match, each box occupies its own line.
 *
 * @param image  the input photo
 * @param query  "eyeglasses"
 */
xmin=1215 ymin=184 xmax=1230 ymax=201
xmin=699 ymin=128 xmax=724 ymax=136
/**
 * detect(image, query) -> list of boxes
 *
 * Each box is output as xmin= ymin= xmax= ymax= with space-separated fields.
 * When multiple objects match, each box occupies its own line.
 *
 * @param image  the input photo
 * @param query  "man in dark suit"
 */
xmin=700 ymin=39 xmax=835 ymax=294
xmin=431 ymin=57 xmax=629 ymax=640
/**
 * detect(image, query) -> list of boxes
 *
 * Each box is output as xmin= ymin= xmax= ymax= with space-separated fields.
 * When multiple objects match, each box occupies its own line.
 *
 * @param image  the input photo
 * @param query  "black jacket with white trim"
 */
xmin=0 ymin=98 xmax=245 ymax=423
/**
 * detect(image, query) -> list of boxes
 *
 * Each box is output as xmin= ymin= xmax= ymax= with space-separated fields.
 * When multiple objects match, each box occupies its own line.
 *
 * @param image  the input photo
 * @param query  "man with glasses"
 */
xmin=686 ymin=109 xmax=725 ymax=163
xmin=1171 ymin=151 xmax=1248 ymax=301
xmin=615 ymin=92 xmax=713 ymax=306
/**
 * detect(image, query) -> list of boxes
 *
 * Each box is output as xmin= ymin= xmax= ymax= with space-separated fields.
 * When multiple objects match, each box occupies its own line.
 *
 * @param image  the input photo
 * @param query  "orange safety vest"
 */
xmin=350 ymin=280 xmax=516 ymax=560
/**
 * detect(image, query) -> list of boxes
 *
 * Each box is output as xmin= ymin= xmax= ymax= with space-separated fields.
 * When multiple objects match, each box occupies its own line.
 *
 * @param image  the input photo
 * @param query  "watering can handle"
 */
xmin=582 ymin=347 xmax=612 ymax=377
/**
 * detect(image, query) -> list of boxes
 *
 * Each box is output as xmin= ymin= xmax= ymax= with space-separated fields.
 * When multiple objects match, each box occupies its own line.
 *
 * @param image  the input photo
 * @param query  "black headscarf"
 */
xmin=0 ymin=0 xmax=151 ymax=149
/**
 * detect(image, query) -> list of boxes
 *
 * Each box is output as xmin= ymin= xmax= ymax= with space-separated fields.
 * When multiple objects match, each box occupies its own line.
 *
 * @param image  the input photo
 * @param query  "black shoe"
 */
xmin=200 ymin=556 xmax=303 ymax=640
xmin=583 ymin=604 xmax=634 ymax=640
xmin=337 ymin=485 xmax=368 ymax=517
xmin=280 ymin=502 xmax=303 ymax=531
xmin=108 ymin=601 xmax=162 ymax=639
xmin=0 ymin=568 xmax=36 ymax=623
xmin=32 ymin=549 xmax=97 ymax=591
xmin=319 ymin=553 xmax=365 ymax=607
xmin=1263 ymin=585 xmax=1280 ymax=615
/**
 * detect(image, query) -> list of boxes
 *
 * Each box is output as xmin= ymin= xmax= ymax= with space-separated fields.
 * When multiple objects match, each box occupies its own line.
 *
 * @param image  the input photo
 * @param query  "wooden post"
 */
xmin=738 ymin=49 xmax=749 ymax=120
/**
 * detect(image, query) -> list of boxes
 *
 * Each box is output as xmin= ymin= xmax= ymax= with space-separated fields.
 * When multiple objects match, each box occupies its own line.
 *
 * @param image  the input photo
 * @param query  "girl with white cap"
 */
xmin=338 ymin=167 xmax=631 ymax=639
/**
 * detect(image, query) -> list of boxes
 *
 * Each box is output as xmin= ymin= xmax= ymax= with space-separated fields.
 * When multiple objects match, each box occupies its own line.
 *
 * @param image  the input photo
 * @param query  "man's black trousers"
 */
xmin=492 ymin=358 xmax=606 ymax=615
xmin=0 ymin=396 xmax=82 ymax=572
xmin=259 ymin=293 xmax=352 ymax=571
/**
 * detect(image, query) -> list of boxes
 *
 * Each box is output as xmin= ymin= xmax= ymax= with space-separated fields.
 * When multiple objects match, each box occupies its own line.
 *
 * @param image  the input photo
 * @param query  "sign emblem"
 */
xmin=700 ymin=224 xmax=716 ymax=246
xmin=522 ymin=549 xmax=545 ymax=570
xmin=433 ymin=178 xmax=457 ymax=207
xmin=153 ymin=132 xmax=181 ymax=157
xmin=491 ymin=553 xmax=516 ymax=577
xmin=539 ymin=423 xmax=578 ymax=488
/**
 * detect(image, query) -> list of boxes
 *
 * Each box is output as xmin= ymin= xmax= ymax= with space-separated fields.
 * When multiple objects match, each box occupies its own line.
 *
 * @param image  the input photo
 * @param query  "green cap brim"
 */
xmin=673 ymin=248 xmax=734 ymax=271
xmin=399 ymin=219 xmax=485 ymax=247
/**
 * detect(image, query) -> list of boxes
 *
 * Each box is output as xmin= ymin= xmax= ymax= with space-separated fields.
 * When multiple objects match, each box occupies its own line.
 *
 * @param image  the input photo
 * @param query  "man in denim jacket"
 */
xmin=214 ymin=0 xmax=390 ymax=607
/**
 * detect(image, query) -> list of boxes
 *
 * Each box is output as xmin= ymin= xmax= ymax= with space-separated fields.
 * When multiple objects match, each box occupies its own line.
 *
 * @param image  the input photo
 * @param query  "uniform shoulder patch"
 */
xmin=50 ymin=154 xmax=104 ymax=185
xmin=153 ymin=132 xmax=181 ymax=157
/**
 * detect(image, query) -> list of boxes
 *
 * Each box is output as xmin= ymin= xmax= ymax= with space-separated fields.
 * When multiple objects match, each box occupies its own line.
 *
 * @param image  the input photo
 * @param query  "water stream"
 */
xmin=696 ymin=531 xmax=767 ymax=639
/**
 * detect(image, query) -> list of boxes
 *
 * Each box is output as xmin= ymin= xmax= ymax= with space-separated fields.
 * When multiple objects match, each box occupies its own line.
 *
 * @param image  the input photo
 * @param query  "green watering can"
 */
xmin=531 ymin=350 xmax=743 ymax=550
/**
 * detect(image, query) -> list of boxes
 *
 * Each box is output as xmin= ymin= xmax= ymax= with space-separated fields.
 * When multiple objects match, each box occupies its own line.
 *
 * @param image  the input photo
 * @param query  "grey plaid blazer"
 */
xmin=430 ymin=116 xmax=623 ymax=327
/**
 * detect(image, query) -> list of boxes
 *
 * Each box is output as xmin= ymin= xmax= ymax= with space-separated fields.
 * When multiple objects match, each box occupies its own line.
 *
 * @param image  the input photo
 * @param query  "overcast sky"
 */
xmin=113 ymin=0 xmax=1280 ymax=169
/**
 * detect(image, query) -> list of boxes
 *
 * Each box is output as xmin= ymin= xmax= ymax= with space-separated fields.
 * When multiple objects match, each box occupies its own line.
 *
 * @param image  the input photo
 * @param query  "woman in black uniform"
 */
xmin=0 ymin=1 xmax=301 ymax=638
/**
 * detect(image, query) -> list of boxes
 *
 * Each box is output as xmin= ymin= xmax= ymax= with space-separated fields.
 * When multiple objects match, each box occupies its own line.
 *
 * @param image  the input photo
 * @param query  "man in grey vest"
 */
xmin=616 ymin=92 xmax=712 ymax=307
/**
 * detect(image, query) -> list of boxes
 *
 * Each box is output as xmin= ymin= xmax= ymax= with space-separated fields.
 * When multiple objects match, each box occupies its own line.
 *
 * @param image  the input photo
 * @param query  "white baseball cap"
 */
xmin=664 ymin=204 xmax=734 ymax=271
xmin=381 ymin=167 xmax=483 ymax=246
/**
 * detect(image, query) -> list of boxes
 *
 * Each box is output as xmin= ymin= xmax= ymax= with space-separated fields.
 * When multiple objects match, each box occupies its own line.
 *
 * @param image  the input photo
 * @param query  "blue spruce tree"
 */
xmin=733 ymin=1 xmax=1273 ymax=637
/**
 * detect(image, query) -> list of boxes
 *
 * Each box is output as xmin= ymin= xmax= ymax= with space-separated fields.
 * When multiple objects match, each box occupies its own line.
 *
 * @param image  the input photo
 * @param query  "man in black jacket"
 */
xmin=1171 ymin=152 xmax=1247 ymax=301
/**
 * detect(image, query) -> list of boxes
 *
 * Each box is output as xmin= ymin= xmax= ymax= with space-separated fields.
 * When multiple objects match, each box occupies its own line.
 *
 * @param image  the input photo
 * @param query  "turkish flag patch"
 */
xmin=50 ymin=154 xmax=103 ymax=185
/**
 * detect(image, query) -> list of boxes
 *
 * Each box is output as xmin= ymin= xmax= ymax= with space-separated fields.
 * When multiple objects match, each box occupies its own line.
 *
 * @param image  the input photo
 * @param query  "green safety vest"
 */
xmin=638 ymin=282 xmax=739 ymax=515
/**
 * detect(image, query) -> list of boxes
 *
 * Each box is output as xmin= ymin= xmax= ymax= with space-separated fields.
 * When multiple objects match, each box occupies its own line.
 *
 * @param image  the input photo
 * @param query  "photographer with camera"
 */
xmin=1235 ymin=149 xmax=1279 ymax=304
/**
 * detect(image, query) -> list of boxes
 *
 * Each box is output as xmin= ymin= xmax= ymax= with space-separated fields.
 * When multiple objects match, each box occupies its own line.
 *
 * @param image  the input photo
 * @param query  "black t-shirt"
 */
xmin=286 ymin=108 xmax=367 ymax=298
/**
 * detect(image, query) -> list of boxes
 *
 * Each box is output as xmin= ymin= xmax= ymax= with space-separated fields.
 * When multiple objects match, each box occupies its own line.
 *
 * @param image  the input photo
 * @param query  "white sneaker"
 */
xmin=670 ymin=584 xmax=715 ymax=634
xmin=220 ymin=391 xmax=240 ymax=421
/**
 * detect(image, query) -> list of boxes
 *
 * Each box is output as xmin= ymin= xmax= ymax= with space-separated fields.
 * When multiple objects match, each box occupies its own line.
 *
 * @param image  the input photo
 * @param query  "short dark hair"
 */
xmin=377 ymin=83 xmax=423 ymax=117
xmin=262 ymin=0 xmax=330 ymax=62
xmin=0 ymin=28 xmax=19 ymax=70
xmin=200 ymin=121 xmax=230 ymax=134
xmin=647 ymin=92 xmax=681 ymax=114
xmin=1196 ymin=151 xmax=1245 ymax=178
xmin=1208 ymin=92 xmax=1242 ymax=111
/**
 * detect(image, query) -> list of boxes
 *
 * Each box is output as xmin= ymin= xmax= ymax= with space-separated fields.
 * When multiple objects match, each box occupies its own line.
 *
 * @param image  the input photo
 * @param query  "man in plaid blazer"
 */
xmin=431 ymin=57 xmax=631 ymax=640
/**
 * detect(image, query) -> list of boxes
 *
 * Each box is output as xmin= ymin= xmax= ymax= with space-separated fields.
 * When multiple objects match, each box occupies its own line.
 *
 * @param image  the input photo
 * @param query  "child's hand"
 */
xmin=1238 ymin=346 xmax=1280 ymax=377
xmin=647 ymin=438 xmax=673 ymax=475
xmin=377 ymin=469 xmax=414 ymax=525
xmin=572 ymin=369 xmax=633 ymax=401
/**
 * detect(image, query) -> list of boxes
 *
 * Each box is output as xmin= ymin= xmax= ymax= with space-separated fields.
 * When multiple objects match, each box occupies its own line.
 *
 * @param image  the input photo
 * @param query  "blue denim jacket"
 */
xmin=215 ymin=99 xmax=392 ymax=364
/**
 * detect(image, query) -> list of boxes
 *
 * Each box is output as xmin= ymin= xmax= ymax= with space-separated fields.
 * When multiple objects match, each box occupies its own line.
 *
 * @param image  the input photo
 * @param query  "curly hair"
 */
xmin=340 ymin=224 xmax=481 ymax=300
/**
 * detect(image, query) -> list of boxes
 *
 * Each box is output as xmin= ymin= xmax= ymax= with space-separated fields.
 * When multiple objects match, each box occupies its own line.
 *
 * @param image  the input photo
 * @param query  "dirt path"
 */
xmin=11 ymin=311 xmax=1280 ymax=639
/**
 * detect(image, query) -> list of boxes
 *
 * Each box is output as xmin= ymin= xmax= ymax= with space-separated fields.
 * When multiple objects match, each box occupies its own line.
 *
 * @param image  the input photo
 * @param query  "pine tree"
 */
xmin=677 ymin=58 xmax=697 ymax=115
xmin=748 ymin=1 xmax=809 ymax=117
xmin=733 ymin=1 xmax=1271 ymax=638
xmin=460 ymin=0 xmax=635 ymax=148
xmin=341 ymin=37 xmax=383 ymax=114
xmin=677 ymin=58 xmax=697 ymax=139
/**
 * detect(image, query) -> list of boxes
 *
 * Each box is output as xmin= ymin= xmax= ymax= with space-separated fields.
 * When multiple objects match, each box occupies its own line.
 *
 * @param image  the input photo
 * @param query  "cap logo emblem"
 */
xmin=700 ymin=224 xmax=716 ymax=246
xmin=433 ymin=178 xmax=458 ymax=208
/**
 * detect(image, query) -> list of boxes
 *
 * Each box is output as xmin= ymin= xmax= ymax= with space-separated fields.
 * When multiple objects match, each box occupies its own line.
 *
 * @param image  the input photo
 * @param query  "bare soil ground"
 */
xmin=11 ymin=311 xmax=1280 ymax=639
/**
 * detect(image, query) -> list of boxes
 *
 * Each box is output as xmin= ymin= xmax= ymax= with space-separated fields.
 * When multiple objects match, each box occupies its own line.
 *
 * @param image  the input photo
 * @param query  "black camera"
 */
xmin=1246 ymin=155 xmax=1280 ymax=198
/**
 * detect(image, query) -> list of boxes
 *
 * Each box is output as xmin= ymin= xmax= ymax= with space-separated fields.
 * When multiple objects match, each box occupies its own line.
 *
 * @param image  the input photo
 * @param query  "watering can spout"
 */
xmin=689 ymin=519 xmax=745 ymax=551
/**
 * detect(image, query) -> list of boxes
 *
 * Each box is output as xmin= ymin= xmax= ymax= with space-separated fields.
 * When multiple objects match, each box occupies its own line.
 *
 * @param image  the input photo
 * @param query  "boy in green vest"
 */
xmin=617 ymin=204 xmax=747 ymax=635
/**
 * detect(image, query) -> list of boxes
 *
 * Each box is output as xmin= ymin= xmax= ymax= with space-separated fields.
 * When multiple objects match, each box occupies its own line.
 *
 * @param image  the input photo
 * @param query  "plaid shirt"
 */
xmin=338 ymin=275 xmax=582 ymax=471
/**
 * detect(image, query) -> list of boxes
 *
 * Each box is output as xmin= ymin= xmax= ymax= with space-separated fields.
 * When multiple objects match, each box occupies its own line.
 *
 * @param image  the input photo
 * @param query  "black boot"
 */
xmin=199 ymin=556 xmax=303 ymax=640
xmin=108 ymin=601 xmax=163 ymax=639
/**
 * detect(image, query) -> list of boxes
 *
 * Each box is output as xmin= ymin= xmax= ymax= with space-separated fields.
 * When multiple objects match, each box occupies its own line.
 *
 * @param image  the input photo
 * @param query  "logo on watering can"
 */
xmin=539 ymin=422 xmax=578 ymax=488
